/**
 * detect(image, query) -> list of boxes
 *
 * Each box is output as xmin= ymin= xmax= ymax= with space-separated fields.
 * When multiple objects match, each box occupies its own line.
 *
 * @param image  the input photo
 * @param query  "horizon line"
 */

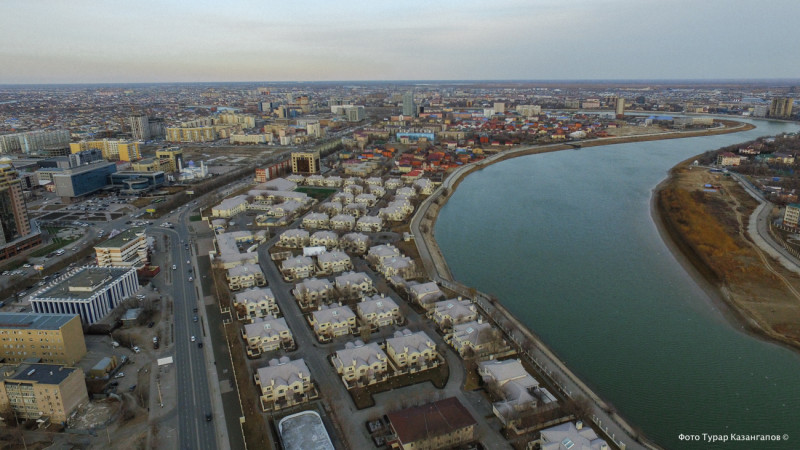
xmin=2 ymin=78 xmax=800 ymax=87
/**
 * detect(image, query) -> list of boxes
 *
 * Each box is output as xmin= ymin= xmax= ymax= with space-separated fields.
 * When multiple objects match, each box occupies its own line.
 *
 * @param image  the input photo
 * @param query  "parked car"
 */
xmin=114 ymin=372 xmax=125 ymax=379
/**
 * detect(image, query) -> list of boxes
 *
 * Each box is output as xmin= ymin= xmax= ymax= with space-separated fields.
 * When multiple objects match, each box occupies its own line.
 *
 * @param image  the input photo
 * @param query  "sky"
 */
xmin=1 ymin=0 xmax=799 ymax=84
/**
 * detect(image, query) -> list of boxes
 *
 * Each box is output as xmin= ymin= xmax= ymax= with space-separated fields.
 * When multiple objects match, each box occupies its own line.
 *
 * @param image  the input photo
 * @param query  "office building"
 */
xmin=0 ymin=313 xmax=87 ymax=365
xmin=291 ymin=151 xmax=321 ymax=174
xmin=345 ymin=106 xmax=365 ymax=122
xmin=47 ymin=161 xmax=117 ymax=199
xmin=68 ymin=148 xmax=104 ymax=167
xmin=402 ymin=92 xmax=416 ymax=117
xmin=94 ymin=227 xmax=148 ymax=269
xmin=0 ymin=363 xmax=89 ymax=424
xmin=131 ymin=157 xmax=172 ymax=173
xmin=770 ymin=97 xmax=794 ymax=118
xmin=30 ymin=266 xmax=139 ymax=325
xmin=0 ymin=164 xmax=32 ymax=245
xmin=108 ymin=171 xmax=165 ymax=194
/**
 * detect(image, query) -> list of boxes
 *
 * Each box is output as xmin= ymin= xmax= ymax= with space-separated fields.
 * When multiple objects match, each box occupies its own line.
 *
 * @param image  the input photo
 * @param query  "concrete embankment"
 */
xmin=408 ymin=125 xmax=753 ymax=450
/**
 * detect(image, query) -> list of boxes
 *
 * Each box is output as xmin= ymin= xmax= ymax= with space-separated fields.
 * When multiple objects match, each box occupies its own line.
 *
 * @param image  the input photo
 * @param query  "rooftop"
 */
xmin=0 ymin=313 xmax=78 ymax=330
xmin=277 ymin=410 xmax=335 ymax=450
xmin=0 ymin=363 xmax=76 ymax=385
xmin=387 ymin=397 xmax=476 ymax=444
xmin=95 ymin=227 xmax=145 ymax=249
xmin=33 ymin=266 xmax=135 ymax=300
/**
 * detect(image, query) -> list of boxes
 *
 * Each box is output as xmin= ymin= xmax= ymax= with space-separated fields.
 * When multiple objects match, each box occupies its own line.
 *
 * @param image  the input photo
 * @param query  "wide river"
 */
xmin=435 ymin=119 xmax=800 ymax=449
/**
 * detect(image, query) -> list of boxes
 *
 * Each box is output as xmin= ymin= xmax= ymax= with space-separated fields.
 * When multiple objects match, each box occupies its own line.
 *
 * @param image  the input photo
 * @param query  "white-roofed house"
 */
xmin=413 ymin=178 xmax=435 ymax=195
xmin=377 ymin=255 xmax=416 ymax=280
xmin=343 ymin=202 xmax=368 ymax=218
xmin=310 ymin=230 xmax=339 ymax=249
xmin=212 ymin=195 xmax=248 ymax=218
xmin=319 ymin=201 xmax=343 ymax=216
xmin=309 ymin=304 xmax=356 ymax=342
xmin=255 ymin=357 xmax=317 ymax=411
xmin=278 ymin=229 xmax=310 ymax=248
xmin=286 ymin=174 xmax=305 ymax=185
xmin=306 ymin=174 xmax=325 ymax=186
xmin=292 ymin=278 xmax=335 ymax=310
xmin=302 ymin=212 xmax=329 ymax=230
xmin=355 ymin=215 xmax=383 ymax=232
xmin=344 ymin=184 xmax=363 ymax=196
xmin=331 ymin=340 xmax=388 ymax=388
xmin=316 ymin=250 xmax=353 ymax=275
xmin=356 ymin=294 xmax=401 ymax=331
xmin=479 ymin=359 xmax=558 ymax=430
xmin=280 ymin=255 xmax=315 ymax=281
xmin=242 ymin=317 xmax=294 ymax=357
xmin=233 ymin=287 xmax=279 ymax=322
xmin=368 ymin=184 xmax=386 ymax=198
xmin=226 ymin=263 xmax=266 ymax=290
xmin=385 ymin=329 xmax=440 ymax=375
xmin=354 ymin=193 xmax=377 ymax=207
xmin=340 ymin=232 xmax=370 ymax=255
xmin=366 ymin=244 xmax=401 ymax=266
xmin=364 ymin=176 xmax=383 ymax=187
xmin=447 ymin=321 xmax=507 ymax=359
xmin=538 ymin=421 xmax=609 ymax=450
xmin=330 ymin=214 xmax=356 ymax=231
xmin=407 ymin=281 xmax=444 ymax=310
xmin=323 ymin=175 xmax=343 ymax=187
xmin=378 ymin=199 xmax=414 ymax=222
xmin=385 ymin=178 xmax=403 ymax=190
xmin=395 ymin=186 xmax=416 ymax=199
xmin=332 ymin=191 xmax=354 ymax=204
xmin=430 ymin=298 xmax=478 ymax=330
xmin=335 ymin=271 xmax=374 ymax=299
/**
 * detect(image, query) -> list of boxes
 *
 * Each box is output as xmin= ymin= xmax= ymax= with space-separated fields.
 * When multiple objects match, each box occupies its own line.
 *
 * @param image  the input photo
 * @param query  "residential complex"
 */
xmin=0 ymin=363 xmax=89 ymax=424
xmin=0 ymin=313 xmax=87 ymax=365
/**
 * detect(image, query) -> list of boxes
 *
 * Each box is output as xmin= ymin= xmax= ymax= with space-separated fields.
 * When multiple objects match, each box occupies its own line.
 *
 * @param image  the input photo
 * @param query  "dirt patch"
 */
xmin=655 ymin=164 xmax=800 ymax=351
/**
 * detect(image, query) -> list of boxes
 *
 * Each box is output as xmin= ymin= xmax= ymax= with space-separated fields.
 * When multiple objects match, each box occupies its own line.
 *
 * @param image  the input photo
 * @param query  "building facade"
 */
xmin=94 ymin=227 xmax=148 ymax=269
xmin=0 ymin=313 xmax=87 ymax=365
xmin=0 ymin=363 xmax=89 ymax=424
xmin=291 ymin=151 xmax=321 ymax=174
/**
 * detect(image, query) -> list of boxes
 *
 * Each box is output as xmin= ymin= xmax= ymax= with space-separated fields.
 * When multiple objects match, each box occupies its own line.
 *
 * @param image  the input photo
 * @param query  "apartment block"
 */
xmin=0 ymin=313 xmax=86 ymax=365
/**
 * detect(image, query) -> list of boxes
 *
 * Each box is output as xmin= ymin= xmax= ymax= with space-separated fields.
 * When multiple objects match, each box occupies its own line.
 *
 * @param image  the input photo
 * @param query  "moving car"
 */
xmin=191 ymin=336 xmax=196 ymax=342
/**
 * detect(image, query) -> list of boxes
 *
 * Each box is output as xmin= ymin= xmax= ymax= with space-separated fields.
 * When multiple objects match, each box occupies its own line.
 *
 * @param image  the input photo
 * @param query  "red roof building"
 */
xmin=387 ymin=397 xmax=477 ymax=449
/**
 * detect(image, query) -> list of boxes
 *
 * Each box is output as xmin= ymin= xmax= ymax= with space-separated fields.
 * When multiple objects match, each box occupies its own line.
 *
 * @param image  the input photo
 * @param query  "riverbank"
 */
xmin=652 ymin=162 xmax=800 ymax=352
xmin=411 ymin=120 xmax=755 ymax=450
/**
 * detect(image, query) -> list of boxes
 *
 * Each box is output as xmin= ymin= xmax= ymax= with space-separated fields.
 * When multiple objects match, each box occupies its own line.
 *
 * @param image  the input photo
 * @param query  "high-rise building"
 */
xmin=0 ymin=164 xmax=31 ymax=246
xmin=345 ymin=106 xmax=365 ymax=122
xmin=129 ymin=114 xmax=151 ymax=141
xmin=0 ymin=130 xmax=70 ymax=155
xmin=493 ymin=102 xmax=505 ymax=114
xmin=69 ymin=139 xmax=141 ymax=161
xmin=291 ymin=151 xmax=321 ymax=174
xmin=615 ymin=96 xmax=626 ymax=118
xmin=770 ymin=97 xmax=794 ymax=118
xmin=402 ymin=92 xmax=416 ymax=117
xmin=155 ymin=147 xmax=184 ymax=172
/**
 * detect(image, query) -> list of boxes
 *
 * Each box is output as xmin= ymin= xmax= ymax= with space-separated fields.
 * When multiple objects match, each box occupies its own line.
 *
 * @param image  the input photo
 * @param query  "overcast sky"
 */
xmin=1 ymin=0 xmax=798 ymax=84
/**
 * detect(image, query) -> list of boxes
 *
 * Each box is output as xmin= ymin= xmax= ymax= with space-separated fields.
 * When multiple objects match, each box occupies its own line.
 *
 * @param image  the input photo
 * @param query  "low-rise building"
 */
xmin=94 ymin=227 xmax=148 ymax=269
xmin=716 ymin=152 xmax=741 ymax=166
xmin=355 ymin=215 xmax=383 ymax=232
xmin=316 ymin=250 xmax=353 ymax=275
xmin=319 ymin=201 xmax=343 ymax=216
xmin=0 ymin=363 xmax=89 ymax=424
xmin=339 ymin=232 xmax=370 ymax=254
xmin=378 ymin=199 xmax=414 ymax=222
xmin=331 ymin=340 xmax=388 ymax=388
xmin=431 ymin=298 xmax=478 ymax=329
xmin=302 ymin=213 xmax=329 ymax=230
xmin=281 ymin=255 xmax=315 ymax=281
xmin=386 ymin=397 xmax=477 ymax=450
xmin=233 ymin=287 xmax=279 ymax=322
xmin=292 ymin=278 xmax=335 ymax=310
xmin=310 ymin=230 xmax=339 ymax=249
xmin=330 ymin=214 xmax=356 ymax=231
xmin=243 ymin=317 xmax=294 ymax=357
xmin=538 ymin=421 xmax=608 ymax=450
xmin=356 ymin=295 xmax=401 ymax=330
xmin=211 ymin=195 xmax=249 ymax=218
xmin=385 ymin=178 xmax=403 ymax=190
xmin=255 ymin=357 xmax=315 ymax=411
xmin=448 ymin=321 xmax=505 ymax=358
xmin=226 ymin=263 xmax=266 ymax=290
xmin=343 ymin=202 xmax=368 ymax=218
xmin=413 ymin=178 xmax=435 ymax=195
xmin=479 ymin=359 xmax=556 ymax=428
xmin=213 ymin=230 xmax=265 ymax=269
xmin=784 ymin=203 xmax=800 ymax=228
xmin=309 ymin=304 xmax=356 ymax=342
xmin=30 ymin=266 xmax=138 ymax=325
xmin=407 ymin=282 xmax=445 ymax=310
xmin=386 ymin=329 xmax=439 ymax=374
xmin=335 ymin=271 xmax=373 ymax=298
xmin=278 ymin=229 xmax=310 ymax=248
xmin=332 ymin=192 xmax=354 ymax=204
xmin=354 ymin=193 xmax=377 ymax=206
xmin=0 ymin=313 xmax=86 ymax=365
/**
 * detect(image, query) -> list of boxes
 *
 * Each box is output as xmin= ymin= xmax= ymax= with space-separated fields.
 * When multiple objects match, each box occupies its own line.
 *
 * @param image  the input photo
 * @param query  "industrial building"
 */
xmin=0 ymin=313 xmax=87 ymax=365
xmin=30 ymin=266 xmax=139 ymax=325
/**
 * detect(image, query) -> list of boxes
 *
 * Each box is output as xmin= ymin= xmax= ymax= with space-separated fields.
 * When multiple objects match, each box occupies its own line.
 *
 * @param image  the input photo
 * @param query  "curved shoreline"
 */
xmin=410 ymin=120 xmax=754 ymax=450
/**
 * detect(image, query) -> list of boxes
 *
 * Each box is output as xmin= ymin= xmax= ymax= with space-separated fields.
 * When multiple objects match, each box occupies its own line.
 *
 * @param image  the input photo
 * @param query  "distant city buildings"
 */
xmin=770 ymin=97 xmax=794 ymax=118
xmin=402 ymin=92 xmax=416 ymax=117
xmin=69 ymin=139 xmax=141 ymax=161
xmin=0 ymin=130 xmax=70 ymax=156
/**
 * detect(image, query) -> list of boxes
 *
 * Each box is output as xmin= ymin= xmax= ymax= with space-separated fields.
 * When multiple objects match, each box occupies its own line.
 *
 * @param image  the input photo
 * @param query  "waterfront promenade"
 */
xmin=410 ymin=141 xmax=665 ymax=450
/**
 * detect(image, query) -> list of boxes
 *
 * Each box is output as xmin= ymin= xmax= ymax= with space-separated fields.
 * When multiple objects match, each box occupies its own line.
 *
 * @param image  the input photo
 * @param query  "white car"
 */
xmin=132 ymin=346 xmax=140 ymax=353
xmin=172 ymin=264 xmax=177 ymax=270
xmin=190 ymin=336 xmax=196 ymax=342
xmin=115 ymin=372 xmax=125 ymax=378
xmin=188 ymin=277 xmax=193 ymax=282
xmin=22 ymin=264 xmax=31 ymax=268
xmin=186 ymin=260 xmax=190 ymax=264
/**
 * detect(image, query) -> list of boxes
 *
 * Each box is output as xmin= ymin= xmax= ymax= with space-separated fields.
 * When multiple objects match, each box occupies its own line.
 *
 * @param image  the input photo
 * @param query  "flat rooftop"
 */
xmin=95 ymin=227 xmax=144 ymax=249
xmin=34 ymin=266 xmax=134 ymax=300
xmin=278 ymin=410 xmax=334 ymax=450
xmin=0 ymin=363 xmax=76 ymax=385
xmin=0 ymin=312 xmax=77 ymax=330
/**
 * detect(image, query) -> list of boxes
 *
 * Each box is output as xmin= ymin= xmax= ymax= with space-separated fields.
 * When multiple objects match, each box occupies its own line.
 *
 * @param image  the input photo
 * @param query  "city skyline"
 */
xmin=2 ymin=0 xmax=800 ymax=84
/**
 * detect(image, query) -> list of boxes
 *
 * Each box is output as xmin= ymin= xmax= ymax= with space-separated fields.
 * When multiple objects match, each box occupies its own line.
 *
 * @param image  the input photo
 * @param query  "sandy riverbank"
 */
xmin=652 ymin=162 xmax=800 ymax=353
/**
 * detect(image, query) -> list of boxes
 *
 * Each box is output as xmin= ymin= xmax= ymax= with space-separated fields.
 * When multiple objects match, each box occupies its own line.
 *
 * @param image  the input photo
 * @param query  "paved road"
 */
xmin=152 ymin=225 xmax=218 ymax=450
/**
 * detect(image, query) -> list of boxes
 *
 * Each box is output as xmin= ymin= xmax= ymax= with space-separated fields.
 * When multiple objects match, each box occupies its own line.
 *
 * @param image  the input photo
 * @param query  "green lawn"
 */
xmin=294 ymin=186 xmax=337 ymax=201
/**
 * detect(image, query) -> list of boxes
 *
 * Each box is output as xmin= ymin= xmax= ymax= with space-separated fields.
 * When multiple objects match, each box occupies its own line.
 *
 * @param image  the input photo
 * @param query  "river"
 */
xmin=434 ymin=119 xmax=800 ymax=449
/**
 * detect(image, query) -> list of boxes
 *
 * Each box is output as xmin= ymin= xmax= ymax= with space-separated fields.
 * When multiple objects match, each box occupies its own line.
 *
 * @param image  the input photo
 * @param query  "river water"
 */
xmin=435 ymin=119 xmax=800 ymax=449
